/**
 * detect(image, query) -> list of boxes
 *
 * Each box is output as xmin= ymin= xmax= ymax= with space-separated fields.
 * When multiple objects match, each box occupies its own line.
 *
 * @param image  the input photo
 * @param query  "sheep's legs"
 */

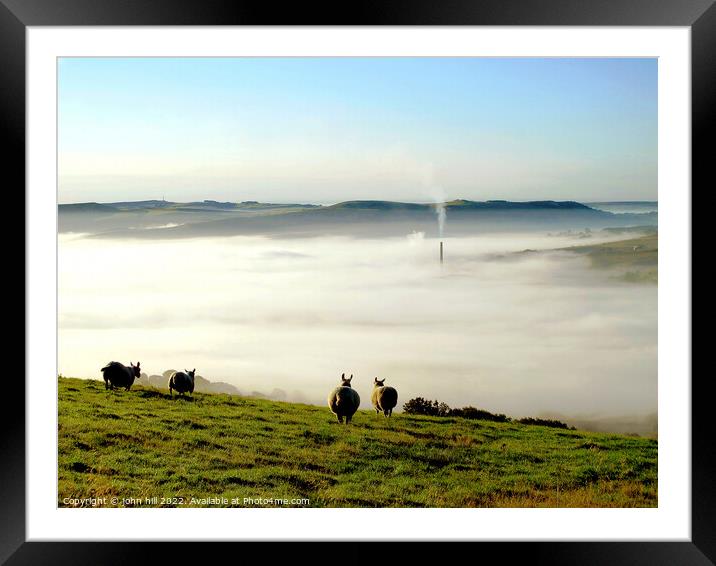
xmin=336 ymin=415 xmax=343 ymax=424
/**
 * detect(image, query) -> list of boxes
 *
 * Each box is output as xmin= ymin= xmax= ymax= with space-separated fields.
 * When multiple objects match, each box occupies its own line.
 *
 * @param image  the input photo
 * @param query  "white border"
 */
xmin=27 ymin=27 xmax=691 ymax=541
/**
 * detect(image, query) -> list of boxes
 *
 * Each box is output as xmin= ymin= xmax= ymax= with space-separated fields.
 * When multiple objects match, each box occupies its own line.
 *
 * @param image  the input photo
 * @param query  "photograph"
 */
xmin=56 ymin=56 xmax=658 ymax=509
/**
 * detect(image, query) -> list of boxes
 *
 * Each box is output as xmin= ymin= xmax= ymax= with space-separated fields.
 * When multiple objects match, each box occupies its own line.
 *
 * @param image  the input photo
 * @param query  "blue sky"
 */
xmin=58 ymin=57 xmax=657 ymax=204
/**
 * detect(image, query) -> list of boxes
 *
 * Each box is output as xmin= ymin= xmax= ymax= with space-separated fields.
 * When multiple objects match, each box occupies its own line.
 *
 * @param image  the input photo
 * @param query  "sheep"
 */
xmin=101 ymin=361 xmax=141 ymax=391
xmin=327 ymin=373 xmax=361 ymax=424
xmin=168 ymin=369 xmax=196 ymax=397
xmin=371 ymin=377 xmax=398 ymax=417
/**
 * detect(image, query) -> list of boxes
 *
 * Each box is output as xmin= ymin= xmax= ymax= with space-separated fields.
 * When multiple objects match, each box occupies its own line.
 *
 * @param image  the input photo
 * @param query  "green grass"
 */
xmin=58 ymin=377 xmax=657 ymax=508
xmin=562 ymin=233 xmax=657 ymax=283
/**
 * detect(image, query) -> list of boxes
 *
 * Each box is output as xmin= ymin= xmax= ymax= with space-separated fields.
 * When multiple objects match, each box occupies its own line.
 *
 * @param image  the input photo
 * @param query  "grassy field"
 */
xmin=562 ymin=232 xmax=657 ymax=283
xmin=58 ymin=377 xmax=657 ymax=508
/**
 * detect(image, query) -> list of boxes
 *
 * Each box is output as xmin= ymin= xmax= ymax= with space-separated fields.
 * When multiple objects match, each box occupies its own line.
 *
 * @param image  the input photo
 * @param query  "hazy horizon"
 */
xmin=58 ymin=196 xmax=659 ymax=206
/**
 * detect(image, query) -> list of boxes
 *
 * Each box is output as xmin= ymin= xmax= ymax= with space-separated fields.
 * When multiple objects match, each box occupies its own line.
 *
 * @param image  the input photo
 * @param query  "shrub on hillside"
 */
xmin=403 ymin=399 xmax=510 ymax=422
xmin=517 ymin=417 xmax=570 ymax=429
xmin=437 ymin=402 xmax=451 ymax=417
xmin=403 ymin=397 xmax=450 ymax=417
xmin=403 ymin=399 xmax=573 ymax=430
xmin=450 ymin=406 xmax=511 ymax=423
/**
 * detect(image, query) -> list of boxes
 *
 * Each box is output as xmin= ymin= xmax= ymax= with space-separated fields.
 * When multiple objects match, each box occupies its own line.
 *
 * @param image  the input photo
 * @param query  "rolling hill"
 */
xmin=560 ymin=231 xmax=658 ymax=283
xmin=59 ymin=199 xmax=658 ymax=239
xmin=58 ymin=377 xmax=657 ymax=508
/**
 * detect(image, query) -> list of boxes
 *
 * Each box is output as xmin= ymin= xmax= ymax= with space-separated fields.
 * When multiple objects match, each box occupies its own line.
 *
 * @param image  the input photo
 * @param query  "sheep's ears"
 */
xmin=341 ymin=373 xmax=345 ymax=379
xmin=192 ymin=368 xmax=196 ymax=374
xmin=374 ymin=377 xmax=379 ymax=383
xmin=349 ymin=374 xmax=353 ymax=381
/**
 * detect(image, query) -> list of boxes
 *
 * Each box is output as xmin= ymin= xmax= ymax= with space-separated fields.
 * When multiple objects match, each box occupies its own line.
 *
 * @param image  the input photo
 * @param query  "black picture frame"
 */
xmin=5 ymin=1 xmax=708 ymax=563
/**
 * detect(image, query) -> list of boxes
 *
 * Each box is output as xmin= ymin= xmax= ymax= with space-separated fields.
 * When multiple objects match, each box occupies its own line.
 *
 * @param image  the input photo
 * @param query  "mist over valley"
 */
xmin=58 ymin=200 xmax=657 ymax=435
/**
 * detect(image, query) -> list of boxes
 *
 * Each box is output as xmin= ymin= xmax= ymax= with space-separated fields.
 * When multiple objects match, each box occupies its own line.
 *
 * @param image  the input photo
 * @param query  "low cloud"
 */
xmin=59 ymin=230 xmax=656 ymax=426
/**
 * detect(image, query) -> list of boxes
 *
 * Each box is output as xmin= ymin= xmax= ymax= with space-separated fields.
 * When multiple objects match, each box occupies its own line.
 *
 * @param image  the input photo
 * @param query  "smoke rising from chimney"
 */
xmin=435 ymin=201 xmax=446 ymax=238
xmin=419 ymin=162 xmax=448 ymax=239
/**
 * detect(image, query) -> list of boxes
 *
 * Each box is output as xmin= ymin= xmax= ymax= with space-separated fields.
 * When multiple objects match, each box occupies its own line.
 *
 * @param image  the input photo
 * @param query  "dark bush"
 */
xmin=403 ymin=399 xmax=573 ymax=430
xmin=517 ymin=417 xmax=569 ymax=429
xmin=450 ymin=406 xmax=511 ymax=423
xmin=403 ymin=399 xmax=510 ymax=422
xmin=403 ymin=397 xmax=446 ymax=416
xmin=437 ymin=402 xmax=451 ymax=417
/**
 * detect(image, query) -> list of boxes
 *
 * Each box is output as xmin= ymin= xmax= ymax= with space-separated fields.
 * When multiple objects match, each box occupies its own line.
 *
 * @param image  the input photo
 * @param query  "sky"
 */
xmin=58 ymin=57 xmax=657 ymax=204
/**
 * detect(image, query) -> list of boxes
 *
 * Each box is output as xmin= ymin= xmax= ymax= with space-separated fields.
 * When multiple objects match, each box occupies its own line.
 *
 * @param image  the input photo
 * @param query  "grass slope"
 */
xmin=562 ymin=233 xmax=657 ymax=283
xmin=58 ymin=377 xmax=657 ymax=508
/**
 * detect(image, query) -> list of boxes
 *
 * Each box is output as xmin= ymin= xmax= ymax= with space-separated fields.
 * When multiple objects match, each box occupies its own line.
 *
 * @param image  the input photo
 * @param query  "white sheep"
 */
xmin=327 ymin=373 xmax=361 ymax=424
xmin=371 ymin=377 xmax=398 ymax=417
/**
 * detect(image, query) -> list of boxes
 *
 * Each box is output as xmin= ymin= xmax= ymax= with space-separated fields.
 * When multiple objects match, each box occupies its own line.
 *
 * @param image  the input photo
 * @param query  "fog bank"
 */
xmin=58 ymin=231 xmax=656 ymax=424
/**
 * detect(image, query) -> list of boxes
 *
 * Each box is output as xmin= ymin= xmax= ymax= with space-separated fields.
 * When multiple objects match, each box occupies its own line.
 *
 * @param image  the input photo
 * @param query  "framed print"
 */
xmin=7 ymin=0 xmax=709 ymax=563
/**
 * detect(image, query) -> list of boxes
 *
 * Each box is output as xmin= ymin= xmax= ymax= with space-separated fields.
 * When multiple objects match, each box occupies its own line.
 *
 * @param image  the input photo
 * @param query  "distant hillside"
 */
xmin=59 ymin=199 xmax=321 ymax=213
xmin=58 ymin=199 xmax=657 ymax=239
xmin=103 ymin=200 xmax=174 ymax=210
xmin=602 ymin=225 xmax=658 ymax=235
xmin=560 ymin=232 xmax=658 ymax=284
xmin=538 ymin=411 xmax=658 ymax=437
xmin=589 ymin=201 xmax=658 ymax=206
xmin=444 ymin=199 xmax=592 ymax=210
xmin=327 ymin=200 xmax=427 ymax=211
xmin=587 ymin=202 xmax=658 ymax=214
xmin=136 ymin=371 xmax=301 ymax=402
xmin=59 ymin=202 xmax=119 ymax=213
xmin=325 ymin=199 xmax=592 ymax=211
xmin=137 ymin=371 xmax=243 ymax=396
